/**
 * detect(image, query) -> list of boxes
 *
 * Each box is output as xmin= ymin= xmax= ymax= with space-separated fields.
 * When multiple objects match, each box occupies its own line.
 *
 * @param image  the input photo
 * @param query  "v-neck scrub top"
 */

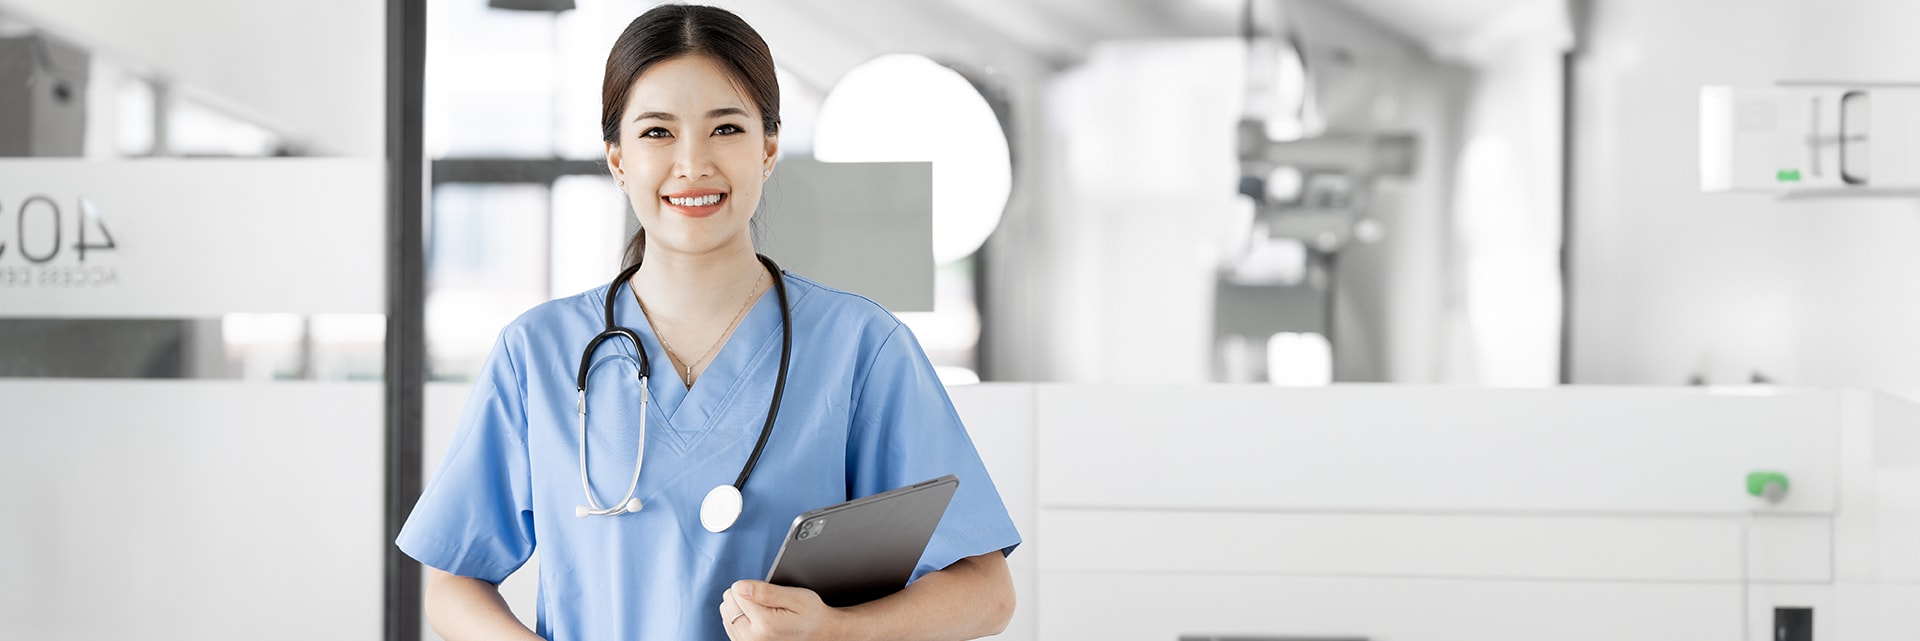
xmin=397 ymin=272 xmax=1022 ymax=641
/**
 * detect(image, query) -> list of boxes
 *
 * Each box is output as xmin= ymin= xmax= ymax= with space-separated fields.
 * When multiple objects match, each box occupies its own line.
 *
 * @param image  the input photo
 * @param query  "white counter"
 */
xmin=949 ymin=384 xmax=1920 ymax=641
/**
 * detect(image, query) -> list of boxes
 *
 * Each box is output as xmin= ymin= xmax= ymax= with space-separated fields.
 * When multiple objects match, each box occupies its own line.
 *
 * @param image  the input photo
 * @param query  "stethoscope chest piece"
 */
xmin=701 ymin=485 xmax=744 ymax=533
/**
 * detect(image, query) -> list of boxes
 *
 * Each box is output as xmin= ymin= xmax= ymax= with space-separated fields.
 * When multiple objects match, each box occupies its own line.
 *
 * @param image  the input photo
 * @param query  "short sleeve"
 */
xmin=848 ymin=323 xmax=1022 ymax=583
xmin=395 ymin=332 xmax=537 ymax=584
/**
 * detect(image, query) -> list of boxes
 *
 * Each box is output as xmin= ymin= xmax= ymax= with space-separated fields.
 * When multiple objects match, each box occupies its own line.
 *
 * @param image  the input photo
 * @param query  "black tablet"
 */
xmin=764 ymin=475 xmax=960 ymax=607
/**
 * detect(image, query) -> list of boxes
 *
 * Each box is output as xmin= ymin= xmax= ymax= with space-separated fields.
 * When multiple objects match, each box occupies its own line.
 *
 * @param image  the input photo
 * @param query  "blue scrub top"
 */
xmin=397 ymin=271 xmax=1022 ymax=641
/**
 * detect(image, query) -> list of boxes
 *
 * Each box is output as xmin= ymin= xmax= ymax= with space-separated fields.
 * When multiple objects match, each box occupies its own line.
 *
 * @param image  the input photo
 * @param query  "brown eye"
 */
xmin=641 ymin=127 xmax=671 ymax=139
xmin=713 ymin=124 xmax=743 ymax=135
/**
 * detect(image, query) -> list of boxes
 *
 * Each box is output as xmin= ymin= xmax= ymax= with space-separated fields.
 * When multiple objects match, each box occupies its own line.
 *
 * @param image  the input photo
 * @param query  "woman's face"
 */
xmin=606 ymin=54 xmax=777 ymax=260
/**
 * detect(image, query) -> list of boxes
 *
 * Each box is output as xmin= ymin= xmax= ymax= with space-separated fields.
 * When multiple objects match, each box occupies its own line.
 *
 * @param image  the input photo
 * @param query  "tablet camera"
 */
xmin=797 ymin=518 xmax=825 ymax=541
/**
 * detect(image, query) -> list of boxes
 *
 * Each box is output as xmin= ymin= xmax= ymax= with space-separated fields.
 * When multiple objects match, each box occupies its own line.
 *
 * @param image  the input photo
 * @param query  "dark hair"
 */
xmin=603 ymin=4 xmax=781 ymax=269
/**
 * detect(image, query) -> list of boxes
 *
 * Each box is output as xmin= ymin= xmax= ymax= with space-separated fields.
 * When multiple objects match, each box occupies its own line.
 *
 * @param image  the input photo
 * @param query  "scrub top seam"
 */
xmin=602 ymin=280 xmax=693 ymax=449
xmin=692 ymin=277 xmax=817 ymax=437
xmin=782 ymin=272 xmax=901 ymax=418
xmin=848 ymin=321 xmax=905 ymax=425
xmin=788 ymin=272 xmax=893 ymax=317
xmin=503 ymin=325 xmax=532 ymax=450
xmin=921 ymin=523 xmax=1019 ymax=574
xmin=397 ymin=526 xmax=524 ymax=585
xmin=657 ymin=390 xmax=691 ymax=451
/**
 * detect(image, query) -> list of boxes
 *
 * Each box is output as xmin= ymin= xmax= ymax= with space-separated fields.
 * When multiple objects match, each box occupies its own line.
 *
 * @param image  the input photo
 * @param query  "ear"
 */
xmin=762 ymin=132 xmax=780 ymax=177
xmin=605 ymin=140 xmax=625 ymax=181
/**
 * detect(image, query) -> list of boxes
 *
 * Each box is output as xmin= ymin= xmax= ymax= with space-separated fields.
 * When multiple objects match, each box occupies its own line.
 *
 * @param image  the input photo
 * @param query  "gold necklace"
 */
xmin=637 ymin=270 xmax=764 ymax=388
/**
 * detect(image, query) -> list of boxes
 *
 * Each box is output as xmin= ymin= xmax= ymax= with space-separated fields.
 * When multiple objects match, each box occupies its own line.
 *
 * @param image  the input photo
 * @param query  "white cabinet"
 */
xmin=1034 ymin=385 xmax=1841 ymax=515
xmin=944 ymin=385 xmax=1920 ymax=641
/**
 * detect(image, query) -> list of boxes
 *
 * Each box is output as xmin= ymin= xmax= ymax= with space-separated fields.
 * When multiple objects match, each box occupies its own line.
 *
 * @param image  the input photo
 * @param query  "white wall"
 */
xmin=0 ymin=381 xmax=386 ymax=641
xmin=0 ymin=4 xmax=392 ymax=639
xmin=0 ymin=0 xmax=385 ymax=156
xmin=1029 ymin=38 xmax=1243 ymax=384
xmin=1434 ymin=1 xmax=1567 ymax=386
xmin=1572 ymin=0 xmax=1920 ymax=398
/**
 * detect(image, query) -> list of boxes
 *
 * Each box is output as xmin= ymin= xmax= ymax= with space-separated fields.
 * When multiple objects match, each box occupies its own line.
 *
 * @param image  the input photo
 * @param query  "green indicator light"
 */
xmin=1747 ymin=471 xmax=1791 ymax=502
xmin=1777 ymin=169 xmax=1802 ymax=182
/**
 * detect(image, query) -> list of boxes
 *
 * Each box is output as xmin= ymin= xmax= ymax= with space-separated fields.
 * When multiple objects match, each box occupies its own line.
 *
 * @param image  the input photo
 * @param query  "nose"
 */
xmin=673 ymin=134 xmax=715 ymax=181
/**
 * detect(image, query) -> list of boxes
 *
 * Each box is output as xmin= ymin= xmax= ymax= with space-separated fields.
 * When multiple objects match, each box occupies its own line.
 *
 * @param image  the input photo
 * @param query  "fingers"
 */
xmin=726 ymin=580 xmax=827 ymax=636
xmin=718 ymin=589 xmax=749 ymax=628
xmin=732 ymin=581 xmax=779 ymax=620
xmin=731 ymin=581 xmax=838 ymax=639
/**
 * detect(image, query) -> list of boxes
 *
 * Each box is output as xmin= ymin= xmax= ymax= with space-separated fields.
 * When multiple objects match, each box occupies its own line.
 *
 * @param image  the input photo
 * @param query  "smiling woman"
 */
xmin=597 ymin=4 xmax=780 ymax=270
xmin=608 ymin=55 xmax=775 ymax=262
xmin=397 ymin=5 xmax=1021 ymax=641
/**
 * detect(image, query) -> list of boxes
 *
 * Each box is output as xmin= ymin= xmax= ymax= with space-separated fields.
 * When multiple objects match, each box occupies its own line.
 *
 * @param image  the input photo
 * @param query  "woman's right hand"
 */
xmin=719 ymin=580 xmax=842 ymax=641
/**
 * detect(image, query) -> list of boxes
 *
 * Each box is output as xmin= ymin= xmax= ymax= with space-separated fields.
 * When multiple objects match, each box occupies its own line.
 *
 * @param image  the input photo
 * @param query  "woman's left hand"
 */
xmin=719 ymin=580 xmax=841 ymax=641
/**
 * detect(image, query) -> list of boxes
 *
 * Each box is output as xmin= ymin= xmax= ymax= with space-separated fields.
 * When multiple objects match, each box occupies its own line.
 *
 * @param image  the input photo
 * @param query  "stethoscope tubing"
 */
xmin=573 ymin=254 xmax=791 ymax=519
xmin=736 ymin=254 xmax=792 ymax=491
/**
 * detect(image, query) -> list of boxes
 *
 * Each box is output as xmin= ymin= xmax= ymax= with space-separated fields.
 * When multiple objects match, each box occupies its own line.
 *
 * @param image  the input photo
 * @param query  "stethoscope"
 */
xmin=573 ymin=254 xmax=792 ymax=533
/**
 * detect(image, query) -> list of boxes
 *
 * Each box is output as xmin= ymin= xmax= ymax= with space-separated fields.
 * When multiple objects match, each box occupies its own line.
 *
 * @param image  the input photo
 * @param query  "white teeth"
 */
xmin=668 ymin=194 xmax=722 ymax=207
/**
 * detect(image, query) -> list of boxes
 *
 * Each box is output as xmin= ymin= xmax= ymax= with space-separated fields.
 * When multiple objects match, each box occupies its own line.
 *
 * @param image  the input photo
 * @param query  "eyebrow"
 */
xmin=632 ymin=107 xmax=751 ymax=123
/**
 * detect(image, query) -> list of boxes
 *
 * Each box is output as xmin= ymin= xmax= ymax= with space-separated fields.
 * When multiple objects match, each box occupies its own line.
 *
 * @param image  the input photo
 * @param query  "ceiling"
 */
xmin=1340 ymin=0 xmax=1553 ymax=53
xmin=739 ymin=0 xmax=1554 ymax=91
xmin=0 ymin=0 xmax=1554 ymax=155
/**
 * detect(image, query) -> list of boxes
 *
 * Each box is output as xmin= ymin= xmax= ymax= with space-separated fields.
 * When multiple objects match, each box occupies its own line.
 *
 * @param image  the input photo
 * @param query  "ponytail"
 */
xmin=622 ymin=228 xmax=646 ymax=270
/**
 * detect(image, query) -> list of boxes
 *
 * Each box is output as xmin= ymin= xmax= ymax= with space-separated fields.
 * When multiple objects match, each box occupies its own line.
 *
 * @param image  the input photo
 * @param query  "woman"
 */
xmin=396 ymin=5 xmax=1020 ymax=640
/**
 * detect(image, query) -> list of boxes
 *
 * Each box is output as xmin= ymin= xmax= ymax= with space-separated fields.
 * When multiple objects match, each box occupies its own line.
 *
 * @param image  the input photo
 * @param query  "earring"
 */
xmin=763 ymin=169 xmax=772 ymax=178
xmin=617 ymin=178 xmax=625 ymax=188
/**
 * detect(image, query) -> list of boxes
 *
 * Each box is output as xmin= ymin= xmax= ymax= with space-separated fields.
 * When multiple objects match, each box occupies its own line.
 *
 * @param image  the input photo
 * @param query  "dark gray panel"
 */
xmin=0 ymin=317 xmax=385 ymax=380
xmin=1213 ymin=280 xmax=1328 ymax=338
xmin=757 ymin=160 xmax=935 ymax=311
xmin=0 ymin=318 xmax=195 ymax=377
xmin=385 ymin=0 xmax=428 ymax=640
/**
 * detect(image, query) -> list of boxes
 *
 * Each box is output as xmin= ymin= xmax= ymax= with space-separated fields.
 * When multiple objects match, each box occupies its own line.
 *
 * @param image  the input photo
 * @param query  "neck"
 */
xmin=629 ymin=238 xmax=765 ymax=322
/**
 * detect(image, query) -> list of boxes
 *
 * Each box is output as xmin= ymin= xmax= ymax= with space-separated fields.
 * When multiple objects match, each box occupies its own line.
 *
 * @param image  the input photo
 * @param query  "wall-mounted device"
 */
xmin=1701 ymin=83 xmax=1920 ymax=196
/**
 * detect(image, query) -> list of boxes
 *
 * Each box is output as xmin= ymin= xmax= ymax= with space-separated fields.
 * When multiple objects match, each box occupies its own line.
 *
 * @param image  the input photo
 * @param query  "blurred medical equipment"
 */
xmin=1234 ymin=1 xmax=1417 ymax=255
xmin=1218 ymin=0 xmax=1425 ymax=383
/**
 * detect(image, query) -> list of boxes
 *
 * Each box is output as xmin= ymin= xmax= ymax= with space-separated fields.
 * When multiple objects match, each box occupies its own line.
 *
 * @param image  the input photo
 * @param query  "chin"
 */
xmin=645 ymin=220 xmax=750 ymax=256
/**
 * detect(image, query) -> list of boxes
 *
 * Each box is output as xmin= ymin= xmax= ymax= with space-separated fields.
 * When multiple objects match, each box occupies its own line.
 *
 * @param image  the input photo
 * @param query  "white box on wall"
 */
xmin=1702 ymin=84 xmax=1920 ymax=195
